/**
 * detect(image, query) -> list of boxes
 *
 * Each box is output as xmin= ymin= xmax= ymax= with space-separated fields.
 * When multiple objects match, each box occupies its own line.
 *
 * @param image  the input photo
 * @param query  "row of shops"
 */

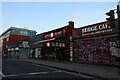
xmin=28 ymin=21 xmax=74 ymax=61
xmin=1 ymin=20 xmax=120 ymax=66
xmin=73 ymin=20 xmax=120 ymax=66
xmin=28 ymin=20 xmax=120 ymax=66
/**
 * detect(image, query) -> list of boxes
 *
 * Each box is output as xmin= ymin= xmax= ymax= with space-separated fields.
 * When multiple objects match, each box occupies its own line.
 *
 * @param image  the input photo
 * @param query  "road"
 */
xmin=1 ymin=59 xmax=95 ymax=80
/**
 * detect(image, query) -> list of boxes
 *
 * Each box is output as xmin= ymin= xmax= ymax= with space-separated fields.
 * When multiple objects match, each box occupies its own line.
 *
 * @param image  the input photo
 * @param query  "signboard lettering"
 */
xmin=44 ymin=29 xmax=65 ymax=39
xmin=82 ymin=26 xmax=97 ymax=33
xmin=82 ymin=23 xmax=112 ymax=36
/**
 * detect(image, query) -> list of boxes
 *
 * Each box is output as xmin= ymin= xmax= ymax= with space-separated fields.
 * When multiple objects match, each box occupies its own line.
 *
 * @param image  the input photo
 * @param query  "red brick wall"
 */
xmin=74 ymin=35 xmax=120 ymax=66
xmin=4 ymin=34 xmax=29 ymax=46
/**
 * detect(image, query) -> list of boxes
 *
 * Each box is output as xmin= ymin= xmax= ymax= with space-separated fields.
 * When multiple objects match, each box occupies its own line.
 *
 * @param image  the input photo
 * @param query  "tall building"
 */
xmin=0 ymin=27 xmax=36 ymax=58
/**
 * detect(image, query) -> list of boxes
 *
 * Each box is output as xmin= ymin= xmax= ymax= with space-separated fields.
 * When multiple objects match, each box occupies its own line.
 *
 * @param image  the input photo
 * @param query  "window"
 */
xmin=28 ymin=32 xmax=36 ymax=36
xmin=0 ymin=39 xmax=3 ymax=43
xmin=6 ymin=38 xmax=9 ymax=41
xmin=20 ymin=30 xmax=28 ymax=35
xmin=11 ymin=29 xmax=35 ymax=36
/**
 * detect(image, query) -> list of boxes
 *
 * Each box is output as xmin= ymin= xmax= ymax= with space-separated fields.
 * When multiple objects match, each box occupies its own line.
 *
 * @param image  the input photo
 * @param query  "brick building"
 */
xmin=28 ymin=33 xmax=43 ymax=59
xmin=0 ymin=27 xmax=36 ymax=58
xmin=34 ymin=21 xmax=74 ymax=61
xmin=73 ymin=19 xmax=120 ymax=66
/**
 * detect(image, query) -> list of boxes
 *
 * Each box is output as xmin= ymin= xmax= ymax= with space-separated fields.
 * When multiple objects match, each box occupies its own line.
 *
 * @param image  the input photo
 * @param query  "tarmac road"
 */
xmin=1 ymin=59 xmax=94 ymax=80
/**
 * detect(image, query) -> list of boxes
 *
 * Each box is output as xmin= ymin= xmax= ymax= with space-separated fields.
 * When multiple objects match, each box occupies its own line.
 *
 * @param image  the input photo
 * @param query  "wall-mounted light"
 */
xmin=47 ymin=42 xmax=50 ymax=47
xmin=15 ymin=47 xmax=19 ymax=51
xmin=11 ymin=48 xmax=14 ymax=51
xmin=8 ymin=49 xmax=11 ymax=51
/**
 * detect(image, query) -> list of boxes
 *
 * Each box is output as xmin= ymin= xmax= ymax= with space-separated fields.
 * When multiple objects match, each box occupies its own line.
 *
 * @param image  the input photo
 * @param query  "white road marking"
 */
xmin=0 ymin=71 xmax=5 ymax=77
xmin=32 ymin=63 xmax=93 ymax=79
xmin=33 ymin=63 xmax=93 ymax=79
xmin=60 ymin=70 xmax=93 ymax=79
xmin=4 ymin=70 xmax=62 ymax=77
xmin=79 ymin=74 xmax=93 ymax=78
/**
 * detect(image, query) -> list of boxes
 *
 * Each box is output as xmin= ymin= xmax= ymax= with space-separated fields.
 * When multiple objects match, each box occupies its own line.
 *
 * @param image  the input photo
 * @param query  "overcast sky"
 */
xmin=1 ymin=2 xmax=119 ymax=34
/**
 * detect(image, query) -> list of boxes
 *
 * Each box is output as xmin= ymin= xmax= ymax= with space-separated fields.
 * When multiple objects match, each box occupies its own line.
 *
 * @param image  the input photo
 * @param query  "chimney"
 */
xmin=68 ymin=21 xmax=74 ymax=29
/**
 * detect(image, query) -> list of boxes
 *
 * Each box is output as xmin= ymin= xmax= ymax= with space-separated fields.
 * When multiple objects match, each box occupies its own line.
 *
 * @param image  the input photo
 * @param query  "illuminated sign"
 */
xmin=44 ymin=29 xmax=66 ymax=39
xmin=51 ymin=33 xmax=54 ymax=38
xmin=47 ymin=42 xmax=50 ymax=47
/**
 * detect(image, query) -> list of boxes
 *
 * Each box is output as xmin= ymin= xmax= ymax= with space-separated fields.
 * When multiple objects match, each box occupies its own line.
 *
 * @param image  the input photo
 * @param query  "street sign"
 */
xmin=22 ymin=41 xmax=29 ymax=48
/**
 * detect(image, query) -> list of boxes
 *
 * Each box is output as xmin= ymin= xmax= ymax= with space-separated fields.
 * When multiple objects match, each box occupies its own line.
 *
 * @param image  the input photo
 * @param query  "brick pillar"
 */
xmin=65 ymin=21 xmax=74 ymax=61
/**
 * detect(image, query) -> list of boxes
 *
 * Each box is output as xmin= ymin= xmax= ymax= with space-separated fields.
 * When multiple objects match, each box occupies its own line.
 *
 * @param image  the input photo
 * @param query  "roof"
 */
xmin=75 ymin=18 xmax=118 ymax=30
xmin=75 ymin=20 xmax=107 ymax=30
xmin=42 ymin=25 xmax=69 ymax=35
xmin=1 ymin=27 xmax=37 ymax=36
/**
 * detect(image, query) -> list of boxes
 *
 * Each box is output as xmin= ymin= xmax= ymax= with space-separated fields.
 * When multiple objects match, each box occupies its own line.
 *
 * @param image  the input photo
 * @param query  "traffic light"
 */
xmin=106 ymin=10 xmax=115 ymax=28
xmin=117 ymin=5 xmax=120 ymax=27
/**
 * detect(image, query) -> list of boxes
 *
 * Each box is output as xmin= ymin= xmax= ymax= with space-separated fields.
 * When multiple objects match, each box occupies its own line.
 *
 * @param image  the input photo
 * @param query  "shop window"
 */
xmin=20 ymin=30 xmax=28 ymax=35
xmin=6 ymin=46 xmax=8 ymax=48
xmin=0 ymin=39 xmax=3 ymax=43
xmin=52 ymin=42 xmax=55 ymax=47
xmin=59 ymin=43 xmax=62 ymax=47
xmin=62 ymin=43 xmax=65 ymax=47
xmin=6 ymin=38 xmax=9 ymax=41
xmin=56 ymin=43 xmax=58 ymax=47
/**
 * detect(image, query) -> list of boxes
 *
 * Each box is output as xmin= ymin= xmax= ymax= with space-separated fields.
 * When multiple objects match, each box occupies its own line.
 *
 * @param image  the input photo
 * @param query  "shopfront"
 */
xmin=43 ymin=38 xmax=66 ymax=60
xmin=28 ymin=33 xmax=43 ymax=59
xmin=36 ymin=21 xmax=74 ymax=61
xmin=73 ymin=20 xmax=120 ymax=66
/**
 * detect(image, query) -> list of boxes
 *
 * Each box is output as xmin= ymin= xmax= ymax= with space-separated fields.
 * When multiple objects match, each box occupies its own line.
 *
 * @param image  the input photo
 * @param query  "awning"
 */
xmin=35 ymin=38 xmax=55 ymax=44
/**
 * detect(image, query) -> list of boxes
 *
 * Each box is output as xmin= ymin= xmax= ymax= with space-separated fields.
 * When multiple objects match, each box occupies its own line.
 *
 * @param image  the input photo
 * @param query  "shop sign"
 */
xmin=70 ymin=42 xmax=73 ymax=61
xmin=22 ymin=41 xmax=29 ymax=48
xmin=82 ymin=23 xmax=112 ymax=36
xmin=44 ymin=29 xmax=66 ymax=39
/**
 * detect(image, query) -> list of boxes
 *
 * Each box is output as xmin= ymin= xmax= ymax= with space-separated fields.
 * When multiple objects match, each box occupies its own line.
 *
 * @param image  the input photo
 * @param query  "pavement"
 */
xmin=17 ymin=58 xmax=120 ymax=80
